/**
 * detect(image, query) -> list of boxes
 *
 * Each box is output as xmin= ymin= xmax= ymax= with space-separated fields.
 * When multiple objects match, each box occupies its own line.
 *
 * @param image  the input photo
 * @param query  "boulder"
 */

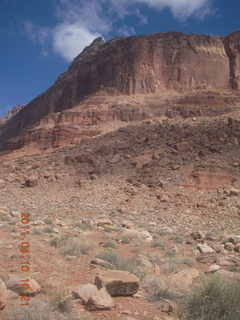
xmin=5 ymin=276 xmax=41 ymax=296
xmin=0 ymin=279 xmax=7 ymax=309
xmin=170 ymin=268 xmax=200 ymax=290
xmin=72 ymin=284 xmax=98 ymax=304
xmin=95 ymin=270 xmax=140 ymax=296
xmin=85 ymin=287 xmax=115 ymax=310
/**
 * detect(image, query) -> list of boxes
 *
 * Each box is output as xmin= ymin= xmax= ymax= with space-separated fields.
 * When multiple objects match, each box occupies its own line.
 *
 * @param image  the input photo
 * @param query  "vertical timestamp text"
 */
xmin=19 ymin=212 xmax=31 ymax=306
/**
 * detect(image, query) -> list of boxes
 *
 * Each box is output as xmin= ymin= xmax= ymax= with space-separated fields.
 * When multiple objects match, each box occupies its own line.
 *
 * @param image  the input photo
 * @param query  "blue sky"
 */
xmin=0 ymin=0 xmax=240 ymax=117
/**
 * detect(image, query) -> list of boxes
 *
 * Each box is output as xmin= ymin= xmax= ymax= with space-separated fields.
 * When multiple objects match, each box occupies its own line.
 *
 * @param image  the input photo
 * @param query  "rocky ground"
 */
xmin=0 ymin=107 xmax=240 ymax=319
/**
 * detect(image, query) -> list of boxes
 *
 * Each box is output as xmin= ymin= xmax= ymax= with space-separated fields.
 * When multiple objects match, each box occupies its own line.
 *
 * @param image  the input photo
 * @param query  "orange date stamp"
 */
xmin=19 ymin=212 xmax=31 ymax=306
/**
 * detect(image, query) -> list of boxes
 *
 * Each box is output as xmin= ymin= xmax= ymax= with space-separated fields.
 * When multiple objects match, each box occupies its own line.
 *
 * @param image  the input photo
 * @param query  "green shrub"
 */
xmin=180 ymin=275 xmax=240 ymax=320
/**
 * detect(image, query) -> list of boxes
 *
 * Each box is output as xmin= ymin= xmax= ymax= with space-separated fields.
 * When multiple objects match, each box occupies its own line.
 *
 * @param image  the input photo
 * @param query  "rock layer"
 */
xmin=1 ymin=31 xmax=240 ymax=151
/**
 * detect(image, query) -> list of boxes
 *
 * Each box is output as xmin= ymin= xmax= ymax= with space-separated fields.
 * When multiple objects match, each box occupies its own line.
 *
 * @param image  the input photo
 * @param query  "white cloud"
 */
xmin=118 ymin=25 xmax=136 ymax=37
xmin=52 ymin=23 xmax=100 ymax=61
xmin=23 ymin=0 xmax=214 ymax=62
xmin=137 ymin=0 xmax=214 ymax=21
xmin=109 ymin=0 xmax=213 ymax=21
xmin=23 ymin=20 xmax=51 ymax=45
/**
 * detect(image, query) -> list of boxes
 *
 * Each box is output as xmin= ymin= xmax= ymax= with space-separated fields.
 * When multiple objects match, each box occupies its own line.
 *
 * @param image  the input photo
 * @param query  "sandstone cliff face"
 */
xmin=0 ymin=31 xmax=240 ymax=151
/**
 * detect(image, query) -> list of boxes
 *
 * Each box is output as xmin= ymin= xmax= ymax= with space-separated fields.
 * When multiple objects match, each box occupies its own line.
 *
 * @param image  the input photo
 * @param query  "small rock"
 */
xmin=230 ymin=188 xmax=240 ymax=197
xmin=90 ymin=258 xmax=111 ymax=268
xmin=122 ymin=220 xmax=135 ymax=229
xmin=72 ymin=284 xmax=98 ymax=304
xmin=96 ymin=218 xmax=112 ymax=227
xmin=224 ymin=242 xmax=235 ymax=251
xmin=205 ymin=264 xmax=221 ymax=274
xmin=196 ymin=243 xmax=215 ymax=254
xmin=0 ymin=279 xmax=7 ymax=309
xmin=85 ymin=287 xmax=115 ymax=310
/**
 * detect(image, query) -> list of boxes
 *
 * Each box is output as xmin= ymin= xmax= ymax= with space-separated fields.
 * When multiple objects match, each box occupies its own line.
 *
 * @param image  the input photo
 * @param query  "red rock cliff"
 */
xmin=0 ymin=31 xmax=240 ymax=148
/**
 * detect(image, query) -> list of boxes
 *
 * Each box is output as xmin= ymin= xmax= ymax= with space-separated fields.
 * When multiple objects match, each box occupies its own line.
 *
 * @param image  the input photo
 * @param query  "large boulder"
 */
xmin=5 ymin=276 xmax=41 ymax=296
xmin=0 ymin=279 xmax=7 ymax=309
xmin=85 ymin=287 xmax=115 ymax=310
xmin=95 ymin=270 xmax=140 ymax=296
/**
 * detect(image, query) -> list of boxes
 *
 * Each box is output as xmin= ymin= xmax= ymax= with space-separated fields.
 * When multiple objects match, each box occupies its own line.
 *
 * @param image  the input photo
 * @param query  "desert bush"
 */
xmin=180 ymin=275 xmax=240 ymax=320
xmin=33 ymin=228 xmax=43 ymax=235
xmin=60 ymin=238 xmax=94 ymax=256
xmin=170 ymin=235 xmax=184 ymax=243
xmin=161 ymin=257 xmax=179 ymax=274
xmin=75 ymin=222 xmax=91 ymax=230
xmin=96 ymin=251 xmax=145 ymax=279
xmin=103 ymin=240 xmax=117 ymax=249
xmin=103 ymin=226 xmax=112 ymax=232
xmin=144 ymin=276 xmax=180 ymax=302
xmin=121 ymin=236 xmax=130 ymax=244
xmin=3 ymin=300 xmax=66 ymax=320
xmin=43 ymin=218 xmax=53 ymax=225
xmin=49 ymin=236 xmax=66 ymax=248
xmin=43 ymin=226 xmax=55 ymax=233
xmin=50 ymin=291 xmax=71 ymax=314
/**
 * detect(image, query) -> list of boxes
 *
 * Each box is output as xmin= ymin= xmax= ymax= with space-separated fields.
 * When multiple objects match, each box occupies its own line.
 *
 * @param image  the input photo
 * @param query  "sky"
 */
xmin=0 ymin=0 xmax=240 ymax=117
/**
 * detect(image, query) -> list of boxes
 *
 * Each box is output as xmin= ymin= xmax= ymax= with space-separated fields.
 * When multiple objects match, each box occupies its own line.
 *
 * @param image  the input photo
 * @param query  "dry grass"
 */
xmin=3 ymin=300 xmax=66 ymax=320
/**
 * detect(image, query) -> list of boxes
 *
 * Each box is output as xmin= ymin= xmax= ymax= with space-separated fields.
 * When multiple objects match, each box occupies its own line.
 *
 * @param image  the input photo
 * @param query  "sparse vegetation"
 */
xmin=49 ymin=235 xmax=66 ymax=247
xmin=44 ymin=218 xmax=53 ymax=225
xmin=43 ymin=226 xmax=55 ymax=233
xmin=103 ymin=226 xmax=112 ymax=232
xmin=60 ymin=238 xmax=94 ymax=256
xmin=75 ymin=222 xmax=91 ymax=230
xmin=103 ymin=240 xmax=117 ymax=248
xmin=33 ymin=228 xmax=43 ymax=235
xmin=170 ymin=235 xmax=184 ymax=243
xmin=50 ymin=290 xmax=72 ymax=314
xmin=144 ymin=276 xmax=180 ymax=302
xmin=121 ymin=236 xmax=131 ymax=244
xmin=96 ymin=250 xmax=145 ymax=279
xmin=161 ymin=257 xmax=179 ymax=274
xmin=3 ymin=300 xmax=66 ymax=320
xmin=180 ymin=275 xmax=240 ymax=320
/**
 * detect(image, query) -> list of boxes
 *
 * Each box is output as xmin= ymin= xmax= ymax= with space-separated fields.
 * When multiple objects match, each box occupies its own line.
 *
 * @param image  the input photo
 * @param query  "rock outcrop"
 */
xmin=1 ymin=31 xmax=240 ymax=152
